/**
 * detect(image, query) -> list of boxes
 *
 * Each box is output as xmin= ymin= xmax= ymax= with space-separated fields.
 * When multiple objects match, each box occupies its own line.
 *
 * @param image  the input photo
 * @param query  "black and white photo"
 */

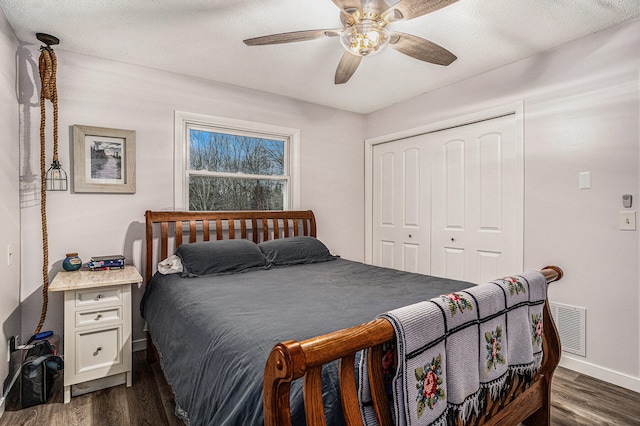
xmin=73 ymin=125 xmax=136 ymax=193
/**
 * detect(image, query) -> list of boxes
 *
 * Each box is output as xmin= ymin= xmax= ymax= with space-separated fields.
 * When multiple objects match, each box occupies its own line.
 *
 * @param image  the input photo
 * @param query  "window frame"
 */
xmin=174 ymin=111 xmax=300 ymax=211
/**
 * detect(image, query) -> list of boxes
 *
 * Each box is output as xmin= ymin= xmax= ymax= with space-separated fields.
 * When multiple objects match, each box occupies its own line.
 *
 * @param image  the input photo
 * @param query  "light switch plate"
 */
xmin=579 ymin=171 xmax=591 ymax=189
xmin=619 ymin=211 xmax=636 ymax=231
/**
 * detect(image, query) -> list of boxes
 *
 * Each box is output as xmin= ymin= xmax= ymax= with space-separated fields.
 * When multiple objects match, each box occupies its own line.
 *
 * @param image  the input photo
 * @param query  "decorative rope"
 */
xmin=35 ymin=46 xmax=58 ymax=335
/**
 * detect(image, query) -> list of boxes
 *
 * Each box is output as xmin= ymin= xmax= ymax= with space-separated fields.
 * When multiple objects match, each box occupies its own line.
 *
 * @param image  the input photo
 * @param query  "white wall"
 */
xmin=0 ymin=7 xmax=21 ymax=406
xmin=19 ymin=50 xmax=366 ymax=350
xmin=365 ymin=18 xmax=640 ymax=391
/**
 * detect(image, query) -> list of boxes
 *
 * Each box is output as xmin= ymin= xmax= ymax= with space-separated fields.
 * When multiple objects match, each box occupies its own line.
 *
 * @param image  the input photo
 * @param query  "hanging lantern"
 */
xmin=46 ymin=159 xmax=67 ymax=191
xmin=37 ymin=32 xmax=68 ymax=192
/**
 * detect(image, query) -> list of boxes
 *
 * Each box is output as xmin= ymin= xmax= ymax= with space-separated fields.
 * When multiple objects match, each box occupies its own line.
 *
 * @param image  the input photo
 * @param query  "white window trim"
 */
xmin=174 ymin=111 xmax=300 ymax=211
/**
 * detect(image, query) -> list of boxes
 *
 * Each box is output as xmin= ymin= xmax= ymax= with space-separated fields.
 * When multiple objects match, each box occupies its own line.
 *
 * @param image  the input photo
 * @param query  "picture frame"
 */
xmin=73 ymin=125 xmax=136 ymax=193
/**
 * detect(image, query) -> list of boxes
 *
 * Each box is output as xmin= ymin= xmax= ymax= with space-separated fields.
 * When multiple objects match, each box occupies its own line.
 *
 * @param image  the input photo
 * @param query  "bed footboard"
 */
xmin=263 ymin=266 xmax=563 ymax=426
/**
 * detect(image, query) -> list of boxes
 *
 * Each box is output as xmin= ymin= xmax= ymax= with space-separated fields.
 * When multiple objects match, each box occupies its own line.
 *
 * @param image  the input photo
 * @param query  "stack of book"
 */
xmin=87 ymin=255 xmax=125 ymax=270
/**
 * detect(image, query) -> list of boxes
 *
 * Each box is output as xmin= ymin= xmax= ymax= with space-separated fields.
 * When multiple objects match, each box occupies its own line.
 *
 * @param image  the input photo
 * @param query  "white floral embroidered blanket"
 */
xmin=358 ymin=271 xmax=547 ymax=426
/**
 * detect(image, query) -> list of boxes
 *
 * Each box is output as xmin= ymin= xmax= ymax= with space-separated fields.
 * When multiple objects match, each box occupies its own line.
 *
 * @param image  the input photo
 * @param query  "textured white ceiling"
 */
xmin=1 ymin=0 xmax=639 ymax=114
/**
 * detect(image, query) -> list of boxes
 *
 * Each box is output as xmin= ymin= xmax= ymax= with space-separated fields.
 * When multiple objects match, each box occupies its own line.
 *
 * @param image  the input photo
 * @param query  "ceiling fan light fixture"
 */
xmin=339 ymin=20 xmax=390 ymax=57
xmin=244 ymin=0 xmax=460 ymax=83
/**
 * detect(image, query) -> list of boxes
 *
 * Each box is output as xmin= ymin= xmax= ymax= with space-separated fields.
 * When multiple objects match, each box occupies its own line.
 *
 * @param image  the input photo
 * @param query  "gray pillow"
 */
xmin=258 ymin=236 xmax=336 ymax=266
xmin=176 ymin=239 xmax=266 ymax=277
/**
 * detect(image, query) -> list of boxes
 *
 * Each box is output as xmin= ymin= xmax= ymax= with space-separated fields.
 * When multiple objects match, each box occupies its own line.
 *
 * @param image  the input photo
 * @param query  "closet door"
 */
xmin=372 ymin=136 xmax=430 ymax=274
xmin=430 ymin=114 xmax=522 ymax=283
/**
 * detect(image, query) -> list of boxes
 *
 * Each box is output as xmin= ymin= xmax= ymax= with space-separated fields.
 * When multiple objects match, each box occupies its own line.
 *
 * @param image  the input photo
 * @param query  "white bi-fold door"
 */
xmin=372 ymin=135 xmax=431 ymax=274
xmin=372 ymin=113 xmax=523 ymax=284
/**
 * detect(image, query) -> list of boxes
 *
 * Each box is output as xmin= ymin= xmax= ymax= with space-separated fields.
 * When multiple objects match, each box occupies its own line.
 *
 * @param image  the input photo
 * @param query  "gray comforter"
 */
xmin=141 ymin=258 xmax=470 ymax=425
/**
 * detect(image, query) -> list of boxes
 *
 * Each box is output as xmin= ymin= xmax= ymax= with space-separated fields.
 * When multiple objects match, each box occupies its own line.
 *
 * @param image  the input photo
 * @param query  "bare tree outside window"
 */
xmin=187 ymin=130 xmax=287 ymax=211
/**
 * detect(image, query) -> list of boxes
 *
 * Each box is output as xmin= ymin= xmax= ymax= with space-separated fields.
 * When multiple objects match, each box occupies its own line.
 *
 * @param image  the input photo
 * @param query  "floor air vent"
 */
xmin=549 ymin=302 xmax=586 ymax=357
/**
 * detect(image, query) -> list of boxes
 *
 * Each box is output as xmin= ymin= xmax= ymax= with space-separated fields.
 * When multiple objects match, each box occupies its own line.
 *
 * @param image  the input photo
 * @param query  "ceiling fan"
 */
xmin=243 ymin=0 xmax=459 ymax=84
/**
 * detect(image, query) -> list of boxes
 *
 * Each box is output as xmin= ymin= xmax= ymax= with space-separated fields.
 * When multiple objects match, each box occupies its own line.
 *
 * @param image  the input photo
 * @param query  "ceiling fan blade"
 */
xmin=243 ymin=29 xmax=340 ymax=46
xmin=331 ymin=0 xmax=363 ymax=16
xmin=335 ymin=52 xmax=362 ymax=84
xmin=384 ymin=0 xmax=459 ymax=21
xmin=389 ymin=32 xmax=456 ymax=66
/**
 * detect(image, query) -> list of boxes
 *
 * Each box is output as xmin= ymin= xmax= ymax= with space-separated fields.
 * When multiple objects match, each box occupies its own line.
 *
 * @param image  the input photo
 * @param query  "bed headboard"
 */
xmin=144 ymin=210 xmax=317 ymax=282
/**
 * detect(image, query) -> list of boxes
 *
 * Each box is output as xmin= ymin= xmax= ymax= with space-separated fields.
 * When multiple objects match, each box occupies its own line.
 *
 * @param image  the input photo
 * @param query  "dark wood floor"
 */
xmin=2 ymin=351 xmax=182 ymax=426
xmin=2 ymin=351 xmax=639 ymax=425
xmin=550 ymin=366 xmax=640 ymax=426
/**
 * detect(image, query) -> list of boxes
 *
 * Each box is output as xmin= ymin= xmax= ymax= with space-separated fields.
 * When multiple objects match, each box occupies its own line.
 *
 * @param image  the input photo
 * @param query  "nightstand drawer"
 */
xmin=75 ymin=326 xmax=123 ymax=375
xmin=75 ymin=307 xmax=121 ymax=327
xmin=75 ymin=287 xmax=121 ymax=307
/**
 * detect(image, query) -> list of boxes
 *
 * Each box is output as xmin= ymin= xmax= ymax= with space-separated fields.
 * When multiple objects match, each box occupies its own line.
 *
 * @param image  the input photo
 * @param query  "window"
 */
xmin=175 ymin=112 xmax=299 ymax=211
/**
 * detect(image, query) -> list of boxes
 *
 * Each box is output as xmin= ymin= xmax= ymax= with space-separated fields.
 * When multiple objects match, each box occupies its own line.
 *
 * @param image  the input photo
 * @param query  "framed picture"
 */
xmin=73 ymin=125 xmax=136 ymax=193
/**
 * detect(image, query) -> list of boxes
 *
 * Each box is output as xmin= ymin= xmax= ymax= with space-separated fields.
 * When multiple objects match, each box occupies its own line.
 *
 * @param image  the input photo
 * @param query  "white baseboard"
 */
xmin=132 ymin=338 xmax=147 ymax=353
xmin=559 ymin=355 xmax=640 ymax=393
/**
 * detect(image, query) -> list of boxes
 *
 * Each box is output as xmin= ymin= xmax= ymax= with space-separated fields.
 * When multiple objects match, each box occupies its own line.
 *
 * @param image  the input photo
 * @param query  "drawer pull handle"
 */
xmin=97 ymin=294 xmax=102 ymax=299
xmin=93 ymin=346 xmax=103 ymax=356
xmin=96 ymin=314 xmax=102 ymax=320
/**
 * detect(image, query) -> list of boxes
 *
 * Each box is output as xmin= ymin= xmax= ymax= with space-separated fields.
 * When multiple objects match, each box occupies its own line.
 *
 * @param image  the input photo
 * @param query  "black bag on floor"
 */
xmin=20 ymin=340 xmax=64 ymax=408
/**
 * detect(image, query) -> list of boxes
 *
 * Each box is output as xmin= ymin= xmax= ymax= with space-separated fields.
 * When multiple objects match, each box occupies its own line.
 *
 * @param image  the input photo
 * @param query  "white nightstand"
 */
xmin=49 ymin=265 xmax=143 ymax=403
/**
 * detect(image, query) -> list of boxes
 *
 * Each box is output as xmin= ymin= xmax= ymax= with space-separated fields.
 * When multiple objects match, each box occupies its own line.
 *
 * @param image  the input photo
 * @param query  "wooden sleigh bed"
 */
xmin=143 ymin=209 xmax=563 ymax=426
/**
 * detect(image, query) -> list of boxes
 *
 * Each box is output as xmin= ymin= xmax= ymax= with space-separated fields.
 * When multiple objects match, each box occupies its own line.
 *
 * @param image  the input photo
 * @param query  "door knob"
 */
xmin=451 ymin=238 xmax=455 ymax=242
xmin=408 ymin=234 xmax=412 ymax=238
